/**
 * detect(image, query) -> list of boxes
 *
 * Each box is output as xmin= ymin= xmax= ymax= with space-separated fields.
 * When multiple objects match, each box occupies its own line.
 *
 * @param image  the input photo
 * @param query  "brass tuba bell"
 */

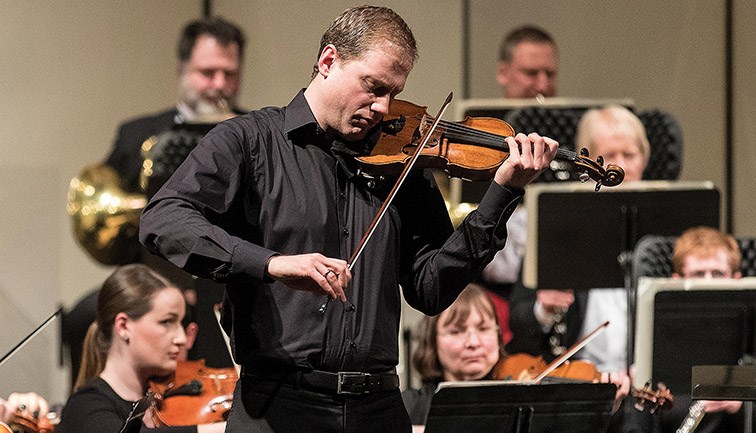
xmin=66 ymin=164 xmax=147 ymax=265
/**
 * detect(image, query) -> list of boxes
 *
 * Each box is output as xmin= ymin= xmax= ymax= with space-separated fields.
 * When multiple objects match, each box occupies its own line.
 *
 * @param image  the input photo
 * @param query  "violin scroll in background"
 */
xmin=356 ymin=99 xmax=625 ymax=191
xmin=0 ymin=411 xmax=54 ymax=433
xmin=632 ymin=381 xmax=674 ymax=414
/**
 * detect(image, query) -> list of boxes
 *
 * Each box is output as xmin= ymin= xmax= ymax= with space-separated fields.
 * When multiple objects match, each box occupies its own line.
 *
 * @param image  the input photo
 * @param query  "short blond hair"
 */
xmin=575 ymin=105 xmax=650 ymax=166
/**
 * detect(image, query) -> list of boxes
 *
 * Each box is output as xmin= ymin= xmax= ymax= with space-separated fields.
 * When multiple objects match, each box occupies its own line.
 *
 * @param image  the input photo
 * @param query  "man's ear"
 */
xmin=184 ymin=322 xmax=199 ymax=351
xmin=176 ymin=60 xmax=187 ymax=77
xmin=496 ymin=61 xmax=510 ymax=88
xmin=316 ymin=44 xmax=339 ymax=78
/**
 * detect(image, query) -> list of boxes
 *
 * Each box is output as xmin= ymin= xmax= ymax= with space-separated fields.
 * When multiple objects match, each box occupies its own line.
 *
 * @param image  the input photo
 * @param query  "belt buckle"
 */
xmin=337 ymin=372 xmax=370 ymax=395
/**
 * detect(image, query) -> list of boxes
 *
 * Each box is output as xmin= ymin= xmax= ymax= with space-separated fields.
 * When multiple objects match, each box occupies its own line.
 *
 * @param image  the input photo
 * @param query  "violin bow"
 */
xmin=319 ymin=92 xmax=454 ymax=314
xmin=532 ymin=320 xmax=609 ymax=383
xmin=0 ymin=308 xmax=62 ymax=368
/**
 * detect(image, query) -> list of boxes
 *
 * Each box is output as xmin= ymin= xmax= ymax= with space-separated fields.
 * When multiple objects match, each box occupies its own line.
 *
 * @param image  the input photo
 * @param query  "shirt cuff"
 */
xmin=231 ymin=242 xmax=280 ymax=282
xmin=475 ymin=181 xmax=524 ymax=238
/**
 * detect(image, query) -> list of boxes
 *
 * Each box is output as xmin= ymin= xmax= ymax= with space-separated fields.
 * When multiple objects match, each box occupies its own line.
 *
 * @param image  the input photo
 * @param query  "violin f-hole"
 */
xmin=381 ymin=115 xmax=406 ymax=135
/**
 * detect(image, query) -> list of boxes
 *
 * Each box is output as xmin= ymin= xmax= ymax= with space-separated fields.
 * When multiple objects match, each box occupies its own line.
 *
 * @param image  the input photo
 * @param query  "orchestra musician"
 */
xmin=138 ymin=5 xmax=558 ymax=432
xmin=403 ymin=284 xmax=632 ymax=433
xmin=104 ymin=16 xmax=246 ymax=194
xmin=658 ymin=226 xmax=749 ymax=433
xmin=506 ymin=105 xmax=655 ymax=432
xmin=63 ymin=17 xmax=246 ymax=386
xmin=495 ymin=25 xmax=559 ymax=100
xmin=507 ymin=105 xmax=649 ymax=368
xmin=56 ymin=264 xmax=225 ymax=433
xmin=482 ymin=24 xmax=560 ymax=342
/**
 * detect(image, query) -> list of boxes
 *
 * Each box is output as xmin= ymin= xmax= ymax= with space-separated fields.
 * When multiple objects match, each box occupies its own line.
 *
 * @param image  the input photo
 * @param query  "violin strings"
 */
xmin=422 ymin=117 xmax=577 ymax=161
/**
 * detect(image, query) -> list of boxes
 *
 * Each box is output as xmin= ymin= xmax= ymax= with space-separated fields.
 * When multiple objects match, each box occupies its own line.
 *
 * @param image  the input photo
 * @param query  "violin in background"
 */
xmin=147 ymin=359 xmax=237 ymax=427
xmin=0 ymin=410 xmax=55 ymax=433
xmin=493 ymin=352 xmax=674 ymax=414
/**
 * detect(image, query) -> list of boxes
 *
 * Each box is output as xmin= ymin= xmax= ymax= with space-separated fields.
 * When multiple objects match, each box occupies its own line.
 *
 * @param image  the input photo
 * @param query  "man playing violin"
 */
xmin=139 ymin=5 xmax=558 ymax=433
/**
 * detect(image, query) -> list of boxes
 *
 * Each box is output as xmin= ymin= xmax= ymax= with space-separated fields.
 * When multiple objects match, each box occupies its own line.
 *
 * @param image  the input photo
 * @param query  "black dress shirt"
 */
xmin=140 ymin=90 xmax=523 ymax=373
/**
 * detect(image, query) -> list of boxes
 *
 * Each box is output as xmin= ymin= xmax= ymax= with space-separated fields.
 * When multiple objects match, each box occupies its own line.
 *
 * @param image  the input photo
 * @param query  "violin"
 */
xmin=356 ymin=99 xmax=625 ymax=190
xmin=0 ymin=411 xmax=54 ymax=433
xmin=493 ymin=352 xmax=600 ymax=382
xmin=493 ymin=353 xmax=674 ymax=414
xmin=147 ymin=359 xmax=237 ymax=427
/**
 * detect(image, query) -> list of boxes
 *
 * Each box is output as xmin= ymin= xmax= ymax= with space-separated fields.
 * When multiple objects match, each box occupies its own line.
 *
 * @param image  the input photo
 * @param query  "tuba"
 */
xmin=68 ymin=119 xmax=223 ymax=265
xmin=66 ymin=163 xmax=147 ymax=265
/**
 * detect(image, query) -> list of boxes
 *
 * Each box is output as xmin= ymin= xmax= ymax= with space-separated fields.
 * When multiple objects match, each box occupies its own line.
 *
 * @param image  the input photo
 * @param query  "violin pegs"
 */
xmin=579 ymin=147 xmax=590 ymax=157
xmin=579 ymin=172 xmax=590 ymax=183
xmin=597 ymin=155 xmax=604 ymax=166
xmin=594 ymin=180 xmax=602 ymax=192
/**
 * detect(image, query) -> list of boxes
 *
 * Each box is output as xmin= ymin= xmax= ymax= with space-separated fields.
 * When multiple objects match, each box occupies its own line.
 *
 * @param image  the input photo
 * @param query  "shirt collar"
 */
xmin=284 ymin=90 xmax=321 ymax=139
xmin=284 ymin=89 xmax=380 ymax=156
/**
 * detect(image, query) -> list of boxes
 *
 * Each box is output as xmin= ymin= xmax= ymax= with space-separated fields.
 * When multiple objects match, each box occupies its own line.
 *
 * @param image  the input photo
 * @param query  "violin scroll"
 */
xmin=574 ymin=148 xmax=625 ymax=191
xmin=632 ymin=381 xmax=674 ymax=414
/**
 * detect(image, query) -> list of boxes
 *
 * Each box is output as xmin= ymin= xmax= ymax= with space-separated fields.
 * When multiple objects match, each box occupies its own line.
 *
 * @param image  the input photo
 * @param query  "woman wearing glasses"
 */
xmin=402 ymin=284 xmax=640 ymax=433
xmin=402 ymin=284 xmax=504 ymax=428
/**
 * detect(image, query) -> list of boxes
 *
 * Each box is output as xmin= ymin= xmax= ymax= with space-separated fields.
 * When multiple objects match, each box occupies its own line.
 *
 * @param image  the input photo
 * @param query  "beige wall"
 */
xmin=467 ymin=0 xmax=754 ymax=237
xmin=0 ymin=0 xmax=753 ymax=402
xmin=0 ymin=0 xmax=200 ymax=403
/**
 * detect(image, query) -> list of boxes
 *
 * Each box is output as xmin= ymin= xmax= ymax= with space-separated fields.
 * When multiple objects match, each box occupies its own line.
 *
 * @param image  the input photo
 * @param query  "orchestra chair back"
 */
xmin=631 ymin=234 xmax=756 ymax=287
xmin=504 ymin=106 xmax=683 ymax=183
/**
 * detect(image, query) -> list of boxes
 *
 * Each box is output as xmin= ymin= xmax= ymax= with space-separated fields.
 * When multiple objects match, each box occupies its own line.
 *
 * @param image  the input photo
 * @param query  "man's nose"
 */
xmin=371 ymin=94 xmax=391 ymax=116
xmin=535 ymin=72 xmax=551 ymax=92
xmin=211 ymin=70 xmax=227 ymax=89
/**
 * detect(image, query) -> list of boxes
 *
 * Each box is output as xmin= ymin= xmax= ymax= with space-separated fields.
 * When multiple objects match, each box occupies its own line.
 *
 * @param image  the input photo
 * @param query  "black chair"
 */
xmin=504 ymin=106 xmax=584 ymax=183
xmin=631 ymin=234 xmax=756 ymax=286
xmin=503 ymin=106 xmax=684 ymax=184
xmin=637 ymin=110 xmax=683 ymax=181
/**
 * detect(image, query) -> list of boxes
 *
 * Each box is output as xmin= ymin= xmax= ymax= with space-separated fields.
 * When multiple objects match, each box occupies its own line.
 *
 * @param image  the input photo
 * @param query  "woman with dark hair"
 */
xmin=402 ymin=284 xmax=636 ymax=433
xmin=402 ymin=284 xmax=504 ymax=427
xmin=57 ymin=264 xmax=224 ymax=433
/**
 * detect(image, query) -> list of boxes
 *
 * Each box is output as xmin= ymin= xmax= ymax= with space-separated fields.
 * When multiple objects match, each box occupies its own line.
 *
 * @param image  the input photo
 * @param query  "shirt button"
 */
xmin=346 ymin=303 xmax=356 ymax=312
xmin=340 ymin=192 xmax=346 ymax=198
xmin=342 ymin=228 xmax=350 ymax=237
xmin=349 ymin=340 xmax=357 ymax=349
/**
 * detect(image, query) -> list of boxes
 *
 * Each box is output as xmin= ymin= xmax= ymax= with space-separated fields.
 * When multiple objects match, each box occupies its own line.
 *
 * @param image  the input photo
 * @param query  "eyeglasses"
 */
xmin=438 ymin=325 xmax=499 ymax=343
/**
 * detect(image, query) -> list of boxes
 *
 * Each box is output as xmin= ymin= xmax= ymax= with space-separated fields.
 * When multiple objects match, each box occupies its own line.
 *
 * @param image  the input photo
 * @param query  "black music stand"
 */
xmin=522 ymin=181 xmax=720 ymax=291
xmin=521 ymin=181 xmax=720 ymax=370
xmin=424 ymin=381 xmax=616 ymax=433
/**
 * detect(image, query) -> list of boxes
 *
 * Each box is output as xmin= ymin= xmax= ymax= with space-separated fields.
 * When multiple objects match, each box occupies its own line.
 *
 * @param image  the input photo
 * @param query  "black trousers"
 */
xmin=225 ymin=374 xmax=412 ymax=433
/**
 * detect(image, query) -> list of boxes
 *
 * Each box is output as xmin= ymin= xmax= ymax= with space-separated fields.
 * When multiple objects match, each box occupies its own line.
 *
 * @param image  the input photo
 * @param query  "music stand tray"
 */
xmin=692 ymin=365 xmax=756 ymax=401
xmin=425 ymin=381 xmax=616 ymax=433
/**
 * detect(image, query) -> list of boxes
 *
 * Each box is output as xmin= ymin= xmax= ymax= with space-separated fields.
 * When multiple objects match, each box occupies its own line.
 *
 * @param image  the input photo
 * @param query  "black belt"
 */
xmin=244 ymin=366 xmax=400 ymax=396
